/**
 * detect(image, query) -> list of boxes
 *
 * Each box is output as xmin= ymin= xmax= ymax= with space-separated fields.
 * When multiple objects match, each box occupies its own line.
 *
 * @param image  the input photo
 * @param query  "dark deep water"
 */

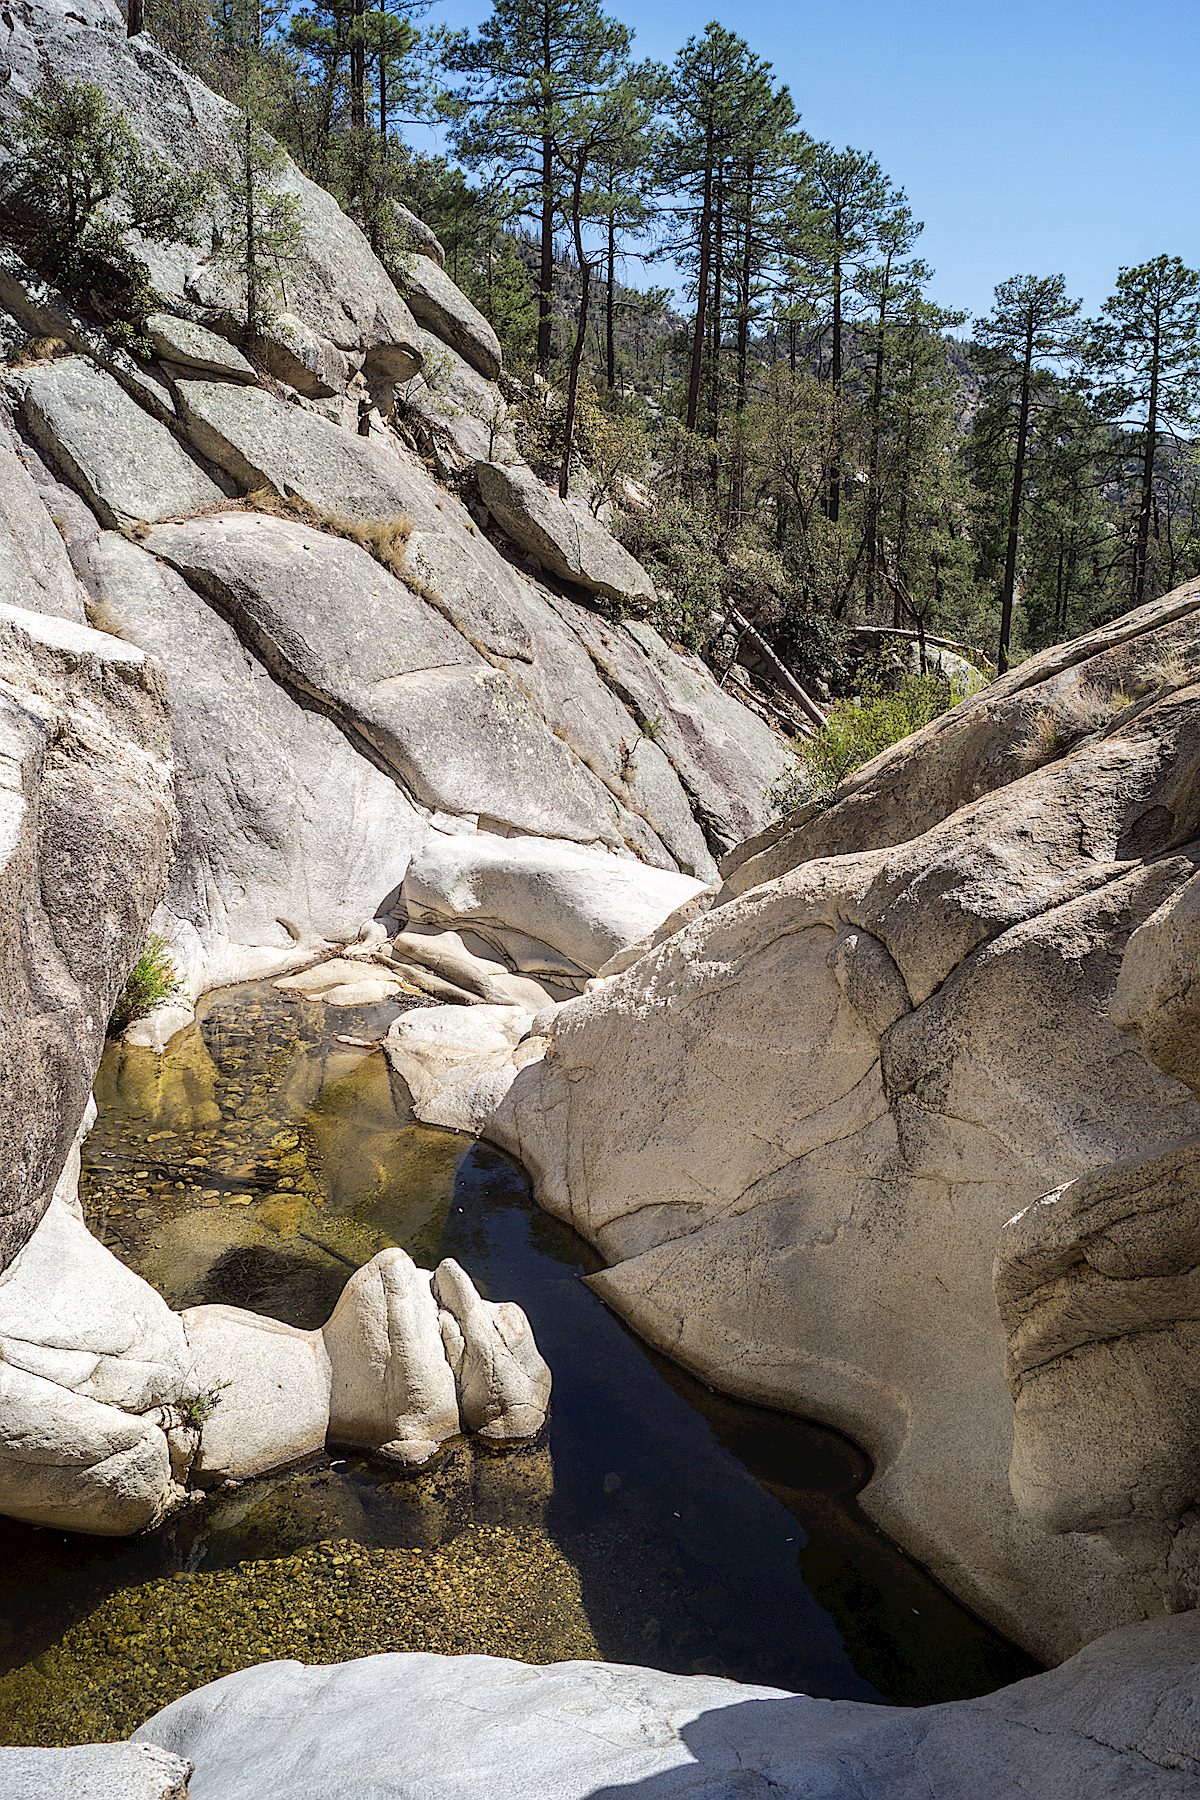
xmin=0 ymin=979 xmax=1036 ymax=1743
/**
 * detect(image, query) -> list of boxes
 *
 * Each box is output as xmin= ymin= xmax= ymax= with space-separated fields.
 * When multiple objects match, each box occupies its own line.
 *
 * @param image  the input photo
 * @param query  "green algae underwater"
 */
xmin=0 ymin=981 xmax=1036 ymax=1745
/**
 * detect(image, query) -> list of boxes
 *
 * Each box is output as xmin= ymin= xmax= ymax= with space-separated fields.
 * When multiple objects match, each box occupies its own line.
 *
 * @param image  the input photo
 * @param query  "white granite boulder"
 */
xmin=385 ymin=1003 xmax=542 ymax=1134
xmin=146 ymin=314 xmax=256 ymax=383
xmin=0 ymin=1202 xmax=194 ymax=1533
xmin=181 ymin=1306 xmax=332 ymax=1485
xmin=134 ymin=1612 xmax=1200 ymax=1798
xmin=323 ymin=1248 xmax=466 ymax=1467
xmin=434 ymin=1258 xmax=551 ymax=1442
xmin=402 ymin=831 xmax=706 ymax=976
xmin=400 ymin=254 xmax=502 ymax=381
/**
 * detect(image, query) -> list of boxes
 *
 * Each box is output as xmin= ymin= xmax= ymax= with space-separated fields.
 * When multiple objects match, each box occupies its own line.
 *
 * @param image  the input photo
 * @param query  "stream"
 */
xmin=0 ymin=980 xmax=1035 ymax=1744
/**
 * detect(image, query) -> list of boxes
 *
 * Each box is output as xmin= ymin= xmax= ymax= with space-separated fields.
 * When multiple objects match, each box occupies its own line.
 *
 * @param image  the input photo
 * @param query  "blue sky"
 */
xmin=423 ymin=0 xmax=1200 ymax=324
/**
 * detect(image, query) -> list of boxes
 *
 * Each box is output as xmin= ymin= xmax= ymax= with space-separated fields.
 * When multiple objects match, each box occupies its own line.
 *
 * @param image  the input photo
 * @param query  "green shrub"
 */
xmin=615 ymin=497 xmax=724 ymax=652
xmin=772 ymin=668 xmax=971 ymax=814
xmin=0 ymin=77 xmax=209 ymax=349
xmin=109 ymin=935 xmax=180 ymax=1036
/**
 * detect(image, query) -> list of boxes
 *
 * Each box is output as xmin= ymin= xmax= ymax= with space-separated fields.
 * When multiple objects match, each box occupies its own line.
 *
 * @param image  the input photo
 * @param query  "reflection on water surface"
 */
xmin=0 ymin=980 xmax=1036 ymax=1743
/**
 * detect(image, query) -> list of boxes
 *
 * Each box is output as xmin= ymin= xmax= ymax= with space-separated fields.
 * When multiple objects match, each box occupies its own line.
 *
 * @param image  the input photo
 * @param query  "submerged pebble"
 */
xmin=0 ymin=1526 xmax=596 ymax=1747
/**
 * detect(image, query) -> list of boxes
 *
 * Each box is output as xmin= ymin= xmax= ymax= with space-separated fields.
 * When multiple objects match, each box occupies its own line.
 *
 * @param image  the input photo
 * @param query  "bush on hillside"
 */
xmin=0 ymin=76 xmax=209 ymax=348
xmin=772 ymin=667 xmax=978 ymax=814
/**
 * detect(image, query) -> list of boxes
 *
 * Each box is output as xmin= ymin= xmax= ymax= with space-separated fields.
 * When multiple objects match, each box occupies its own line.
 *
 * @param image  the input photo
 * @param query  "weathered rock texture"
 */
xmin=995 ymin=853 xmax=1200 ymax=1615
xmin=0 ymin=603 xmax=174 ymax=1265
xmin=0 ymin=1742 xmax=193 ymax=1799
xmin=466 ymin=586 xmax=1200 ymax=1663
xmin=0 ymin=411 xmax=88 ymax=619
xmin=399 ymin=254 xmax=502 ymax=381
xmin=131 ymin=1613 xmax=1200 ymax=1797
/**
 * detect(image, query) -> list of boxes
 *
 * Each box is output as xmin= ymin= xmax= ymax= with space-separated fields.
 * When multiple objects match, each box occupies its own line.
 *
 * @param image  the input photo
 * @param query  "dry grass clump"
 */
xmin=1146 ymin=646 xmax=1193 ymax=691
xmin=121 ymin=486 xmax=414 ymax=583
xmin=1026 ymin=680 xmax=1134 ymax=764
xmin=6 ymin=333 xmax=70 ymax=367
xmin=242 ymin=487 xmax=413 ymax=580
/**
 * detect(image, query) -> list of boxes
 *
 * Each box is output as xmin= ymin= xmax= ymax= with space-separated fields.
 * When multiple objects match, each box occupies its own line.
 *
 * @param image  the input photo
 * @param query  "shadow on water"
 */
xmin=0 ymin=979 xmax=1036 ymax=1741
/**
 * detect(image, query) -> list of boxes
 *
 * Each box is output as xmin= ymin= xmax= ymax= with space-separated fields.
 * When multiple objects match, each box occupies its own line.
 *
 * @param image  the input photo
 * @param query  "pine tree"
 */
xmin=784 ymin=145 xmax=892 ymax=526
xmin=658 ymin=25 xmax=784 ymax=439
xmin=220 ymin=68 xmax=303 ymax=346
xmin=442 ymin=0 xmax=631 ymax=373
xmin=553 ymin=60 xmax=660 ymax=492
xmin=0 ymin=75 xmax=209 ymax=344
xmin=858 ymin=201 xmax=924 ymax=615
xmin=1090 ymin=255 xmax=1200 ymax=609
xmin=974 ymin=274 xmax=1081 ymax=669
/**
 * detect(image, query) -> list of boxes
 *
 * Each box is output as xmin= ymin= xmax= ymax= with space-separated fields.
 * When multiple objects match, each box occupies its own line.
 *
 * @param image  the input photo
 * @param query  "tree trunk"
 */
xmin=685 ymin=118 xmax=714 ymax=432
xmin=127 ymin=0 xmax=144 ymax=36
xmin=605 ymin=205 xmax=616 ymax=389
xmin=350 ymin=0 xmax=366 ymax=131
xmin=378 ymin=22 xmax=388 ymax=139
xmin=244 ymin=112 xmax=259 ymax=346
xmin=998 ymin=318 xmax=1034 ymax=673
xmin=535 ymin=3 xmax=555 ymax=375
xmin=729 ymin=161 xmax=754 ymax=526
xmin=863 ymin=258 xmax=891 ymax=617
xmin=1133 ymin=305 xmax=1161 ymax=609
xmin=707 ymin=163 xmax=724 ymax=446
xmin=559 ymin=175 xmax=591 ymax=500
xmin=827 ymin=208 xmax=843 ymax=523
xmin=537 ymin=129 xmax=556 ymax=372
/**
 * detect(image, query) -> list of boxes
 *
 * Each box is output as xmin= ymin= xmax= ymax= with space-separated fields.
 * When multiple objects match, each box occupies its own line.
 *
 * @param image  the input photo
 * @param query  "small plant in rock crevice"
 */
xmin=1024 ymin=679 xmax=1136 ymax=767
xmin=124 ymin=490 xmax=416 ymax=584
xmin=175 ymin=1381 xmax=232 ymax=1433
xmin=109 ymin=934 xmax=181 ymax=1036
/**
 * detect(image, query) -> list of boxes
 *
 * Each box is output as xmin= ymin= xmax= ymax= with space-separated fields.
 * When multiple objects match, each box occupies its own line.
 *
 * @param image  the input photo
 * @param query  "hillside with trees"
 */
xmin=20 ymin=0 xmax=1200 ymax=704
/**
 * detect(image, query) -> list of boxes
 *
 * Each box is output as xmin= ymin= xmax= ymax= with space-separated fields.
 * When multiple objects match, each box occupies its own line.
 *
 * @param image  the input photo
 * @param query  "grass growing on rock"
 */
xmin=108 ymin=934 xmax=180 ymax=1036
xmin=0 ymin=1525 xmax=598 ymax=1746
xmin=124 ymin=490 xmax=415 ymax=584
xmin=241 ymin=488 xmax=414 ymax=581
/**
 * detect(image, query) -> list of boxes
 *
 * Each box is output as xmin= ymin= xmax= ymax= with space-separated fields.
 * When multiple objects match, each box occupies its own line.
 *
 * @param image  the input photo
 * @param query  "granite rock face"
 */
xmin=132 ymin=1614 xmax=1200 ymax=1798
xmin=0 ymin=410 xmax=88 ymax=619
xmin=476 ymin=457 xmax=657 ymax=608
xmin=16 ymin=356 xmax=223 ymax=527
xmin=81 ymin=532 xmax=423 ymax=1000
xmin=0 ymin=603 xmax=174 ymax=1266
xmin=0 ymin=0 xmax=790 ymax=1033
xmin=462 ymin=587 xmax=1200 ymax=1664
xmin=399 ymin=254 xmax=502 ymax=381
xmin=995 ymin=846 xmax=1200 ymax=1617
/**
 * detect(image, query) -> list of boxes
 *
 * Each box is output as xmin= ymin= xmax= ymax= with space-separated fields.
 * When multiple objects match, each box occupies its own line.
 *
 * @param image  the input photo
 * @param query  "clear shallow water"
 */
xmin=0 ymin=980 xmax=1036 ymax=1743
